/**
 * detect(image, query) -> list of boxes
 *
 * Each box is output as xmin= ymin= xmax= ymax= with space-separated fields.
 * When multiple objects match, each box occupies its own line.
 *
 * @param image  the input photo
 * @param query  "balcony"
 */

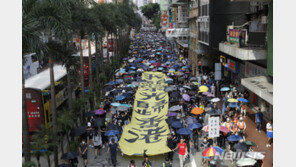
xmin=219 ymin=42 xmax=267 ymax=60
xmin=241 ymin=76 xmax=273 ymax=105
xmin=189 ymin=7 xmax=198 ymax=19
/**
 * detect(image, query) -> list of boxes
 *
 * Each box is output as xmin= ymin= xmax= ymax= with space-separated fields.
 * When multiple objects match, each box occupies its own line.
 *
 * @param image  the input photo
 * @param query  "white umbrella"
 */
xmin=169 ymin=105 xmax=182 ymax=111
xmin=236 ymin=158 xmax=257 ymax=166
xmin=245 ymin=152 xmax=265 ymax=160
xmin=211 ymin=98 xmax=220 ymax=102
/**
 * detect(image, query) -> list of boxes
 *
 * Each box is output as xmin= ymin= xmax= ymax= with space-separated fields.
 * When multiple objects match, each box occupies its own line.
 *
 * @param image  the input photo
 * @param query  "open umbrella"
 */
xmin=228 ymin=102 xmax=238 ymax=108
xmin=105 ymin=130 xmax=119 ymax=136
xmin=186 ymin=117 xmax=198 ymax=124
xmin=171 ymin=121 xmax=183 ymax=128
xmin=191 ymin=107 xmax=204 ymax=115
xmin=71 ymin=126 xmax=86 ymax=137
xmin=85 ymin=111 xmax=95 ymax=117
xmin=213 ymin=146 xmax=225 ymax=154
xmin=245 ymin=152 xmax=265 ymax=160
xmin=176 ymin=128 xmax=192 ymax=135
xmin=238 ymin=98 xmax=248 ymax=103
xmin=243 ymin=141 xmax=257 ymax=147
xmin=198 ymin=85 xmax=209 ymax=93
xmin=188 ymin=123 xmax=202 ymax=130
xmin=61 ymin=152 xmax=78 ymax=160
xmin=117 ymin=105 xmax=129 ymax=111
xmin=182 ymin=94 xmax=190 ymax=101
xmin=236 ymin=158 xmax=257 ymax=166
xmin=94 ymin=109 xmax=105 ymax=115
xmin=165 ymin=78 xmax=174 ymax=83
xmin=111 ymin=103 xmax=121 ymax=107
xmin=107 ymin=123 xmax=120 ymax=131
xmin=202 ymin=147 xmax=219 ymax=157
xmin=166 ymin=112 xmax=178 ymax=117
xmin=169 ymin=105 xmax=182 ymax=112
xmin=210 ymin=98 xmax=220 ymax=102
xmin=227 ymin=98 xmax=238 ymax=103
xmin=227 ymin=135 xmax=243 ymax=141
xmin=108 ymin=81 xmax=116 ymax=85
xmin=183 ymin=85 xmax=191 ymax=89
xmin=220 ymin=87 xmax=230 ymax=91
xmin=234 ymin=142 xmax=249 ymax=152
xmin=115 ymin=95 xmax=126 ymax=101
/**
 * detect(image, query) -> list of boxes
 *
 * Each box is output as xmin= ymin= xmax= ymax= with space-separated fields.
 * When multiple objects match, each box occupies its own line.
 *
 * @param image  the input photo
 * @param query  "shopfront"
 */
xmin=219 ymin=55 xmax=243 ymax=85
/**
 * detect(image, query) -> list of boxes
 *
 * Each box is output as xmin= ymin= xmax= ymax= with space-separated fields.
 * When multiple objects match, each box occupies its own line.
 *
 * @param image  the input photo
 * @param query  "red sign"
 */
xmin=161 ymin=12 xmax=168 ymax=26
xmin=227 ymin=59 xmax=237 ymax=73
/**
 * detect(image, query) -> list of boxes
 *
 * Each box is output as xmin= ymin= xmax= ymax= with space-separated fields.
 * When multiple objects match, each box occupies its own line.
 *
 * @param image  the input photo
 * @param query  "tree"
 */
xmin=141 ymin=3 xmax=160 ymax=29
xmin=22 ymin=0 xmax=48 ymax=162
xmin=141 ymin=3 xmax=160 ymax=20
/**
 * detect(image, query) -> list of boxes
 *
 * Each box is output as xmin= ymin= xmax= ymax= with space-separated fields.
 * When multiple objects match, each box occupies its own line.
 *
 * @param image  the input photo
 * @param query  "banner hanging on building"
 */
xmin=119 ymin=72 xmax=171 ymax=156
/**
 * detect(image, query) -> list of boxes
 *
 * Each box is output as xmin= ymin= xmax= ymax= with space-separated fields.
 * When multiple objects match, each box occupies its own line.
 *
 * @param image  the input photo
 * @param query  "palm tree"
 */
xmin=22 ymin=0 xmax=48 ymax=162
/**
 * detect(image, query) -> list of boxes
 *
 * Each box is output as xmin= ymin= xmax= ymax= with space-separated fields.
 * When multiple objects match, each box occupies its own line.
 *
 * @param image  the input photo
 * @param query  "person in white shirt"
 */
xmin=266 ymin=120 xmax=273 ymax=147
xmin=93 ymin=129 xmax=102 ymax=158
xmin=210 ymin=83 xmax=215 ymax=96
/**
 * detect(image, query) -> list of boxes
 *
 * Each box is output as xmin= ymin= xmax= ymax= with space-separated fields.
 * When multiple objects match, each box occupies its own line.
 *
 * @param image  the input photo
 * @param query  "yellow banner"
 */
xmin=119 ymin=72 xmax=171 ymax=156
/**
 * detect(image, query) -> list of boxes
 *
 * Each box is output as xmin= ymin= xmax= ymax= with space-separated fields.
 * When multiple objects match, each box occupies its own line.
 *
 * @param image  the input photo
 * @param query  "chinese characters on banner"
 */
xmin=208 ymin=117 xmax=220 ymax=138
xmin=118 ymin=72 xmax=171 ymax=156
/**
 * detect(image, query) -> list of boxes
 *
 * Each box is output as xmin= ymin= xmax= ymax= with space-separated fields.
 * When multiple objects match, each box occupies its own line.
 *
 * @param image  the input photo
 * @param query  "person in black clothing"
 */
xmin=79 ymin=139 xmax=88 ymax=167
xmin=107 ymin=138 xmax=119 ymax=167
xmin=166 ymin=134 xmax=176 ymax=161
xmin=162 ymin=157 xmax=172 ymax=167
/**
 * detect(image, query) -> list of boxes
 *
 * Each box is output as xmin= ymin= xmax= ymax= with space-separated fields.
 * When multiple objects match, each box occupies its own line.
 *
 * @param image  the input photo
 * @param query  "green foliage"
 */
xmin=153 ymin=13 xmax=161 ymax=30
xmin=57 ymin=109 xmax=75 ymax=135
xmin=141 ymin=3 xmax=160 ymax=20
xmin=22 ymin=161 xmax=36 ymax=167
xmin=68 ymin=138 xmax=80 ymax=152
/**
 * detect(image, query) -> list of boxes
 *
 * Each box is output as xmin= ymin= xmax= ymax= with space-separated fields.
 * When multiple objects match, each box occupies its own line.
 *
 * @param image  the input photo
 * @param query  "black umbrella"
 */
xmin=171 ymin=91 xmax=181 ymax=99
xmin=166 ymin=117 xmax=177 ymax=125
xmin=71 ymin=126 xmax=86 ymax=137
xmin=85 ymin=111 xmax=95 ymax=117
xmin=61 ymin=152 xmax=78 ymax=160
xmin=94 ymin=117 xmax=105 ymax=127
xmin=103 ymin=85 xmax=113 ymax=92
xmin=234 ymin=142 xmax=249 ymax=152
xmin=207 ymin=108 xmax=220 ymax=116
xmin=107 ymin=123 xmax=120 ymax=131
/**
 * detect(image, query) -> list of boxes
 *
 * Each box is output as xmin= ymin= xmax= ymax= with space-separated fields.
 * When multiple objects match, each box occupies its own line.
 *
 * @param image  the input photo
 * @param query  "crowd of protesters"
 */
xmin=63 ymin=30 xmax=272 ymax=167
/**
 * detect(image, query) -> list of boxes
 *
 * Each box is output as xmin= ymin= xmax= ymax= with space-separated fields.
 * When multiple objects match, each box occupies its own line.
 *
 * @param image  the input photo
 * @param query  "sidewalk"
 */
xmin=217 ymin=102 xmax=273 ymax=167
xmin=244 ymin=106 xmax=273 ymax=167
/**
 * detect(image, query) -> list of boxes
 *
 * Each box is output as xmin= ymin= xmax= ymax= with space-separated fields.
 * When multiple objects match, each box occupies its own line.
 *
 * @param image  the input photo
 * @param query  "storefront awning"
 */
xmin=241 ymin=76 xmax=273 ymax=105
xmin=176 ymin=40 xmax=188 ymax=49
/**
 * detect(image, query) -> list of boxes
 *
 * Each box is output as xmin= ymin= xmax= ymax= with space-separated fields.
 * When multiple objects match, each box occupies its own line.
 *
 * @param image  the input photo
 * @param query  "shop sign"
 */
xmin=227 ymin=59 xmax=239 ymax=73
xmin=220 ymin=55 xmax=227 ymax=66
xmin=228 ymin=29 xmax=247 ymax=44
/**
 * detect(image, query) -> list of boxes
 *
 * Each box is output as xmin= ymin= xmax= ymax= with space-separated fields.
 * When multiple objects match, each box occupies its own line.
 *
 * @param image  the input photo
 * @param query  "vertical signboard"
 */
xmin=214 ymin=63 xmax=221 ymax=81
xmin=208 ymin=117 xmax=220 ymax=138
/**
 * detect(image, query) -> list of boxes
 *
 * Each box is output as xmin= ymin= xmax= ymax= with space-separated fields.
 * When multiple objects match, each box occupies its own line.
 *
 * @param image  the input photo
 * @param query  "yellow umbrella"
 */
xmin=192 ymin=82 xmax=199 ymax=86
xmin=227 ymin=98 xmax=238 ymax=103
xmin=198 ymin=85 xmax=209 ymax=93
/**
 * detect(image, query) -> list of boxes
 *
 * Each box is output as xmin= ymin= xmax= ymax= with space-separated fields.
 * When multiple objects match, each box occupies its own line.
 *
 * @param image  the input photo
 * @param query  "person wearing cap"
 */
xmin=86 ymin=122 xmax=94 ymax=147
xmin=173 ymin=138 xmax=188 ymax=167
xmin=237 ymin=117 xmax=246 ymax=141
xmin=222 ymin=118 xmax=232 ymax=132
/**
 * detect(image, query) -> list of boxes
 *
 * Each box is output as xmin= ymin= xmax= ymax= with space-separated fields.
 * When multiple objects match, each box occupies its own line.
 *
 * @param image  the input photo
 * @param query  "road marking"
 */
xmin=189 ymin=153 xmax=197 ymax=167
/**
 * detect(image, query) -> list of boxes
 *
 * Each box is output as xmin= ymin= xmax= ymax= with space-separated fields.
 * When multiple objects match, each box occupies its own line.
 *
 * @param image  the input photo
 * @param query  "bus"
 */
xmin=25 ymin=64 xmax=71 ymax=133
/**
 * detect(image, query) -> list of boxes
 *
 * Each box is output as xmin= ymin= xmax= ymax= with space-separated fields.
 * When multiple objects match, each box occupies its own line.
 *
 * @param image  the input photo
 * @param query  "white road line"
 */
xmin=189 ymin=153 xmax=197 ymax=167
